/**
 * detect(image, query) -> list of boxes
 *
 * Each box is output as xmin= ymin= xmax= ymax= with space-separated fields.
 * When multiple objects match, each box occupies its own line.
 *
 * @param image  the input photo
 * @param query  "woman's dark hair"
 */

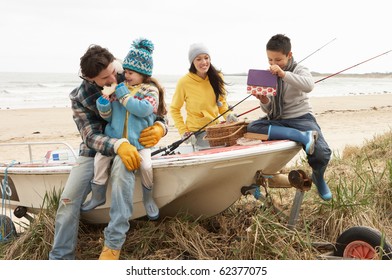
xmin=189 ymin=63 xmax=227 ymax=102
xmin=80 ymin=45 xmax=115 ymax=78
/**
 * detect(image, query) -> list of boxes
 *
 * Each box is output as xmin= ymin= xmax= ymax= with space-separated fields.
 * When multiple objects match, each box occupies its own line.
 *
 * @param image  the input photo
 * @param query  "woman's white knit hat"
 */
xmin=188 ymin=43 xmax=210 ymax=64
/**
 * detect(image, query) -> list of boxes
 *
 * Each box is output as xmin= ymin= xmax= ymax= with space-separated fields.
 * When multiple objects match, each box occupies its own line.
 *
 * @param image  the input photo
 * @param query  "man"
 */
xmin=49 ymin=45 xmax=167 ymax=260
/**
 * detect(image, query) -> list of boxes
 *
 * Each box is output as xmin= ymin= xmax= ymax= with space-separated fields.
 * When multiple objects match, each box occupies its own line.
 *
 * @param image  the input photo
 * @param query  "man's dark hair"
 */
xmin=80 ymin=45 xmax=115 ymax=78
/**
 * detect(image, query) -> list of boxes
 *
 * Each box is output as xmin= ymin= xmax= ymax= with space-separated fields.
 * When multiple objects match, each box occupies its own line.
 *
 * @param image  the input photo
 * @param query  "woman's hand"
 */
xmin=182 ymin=131 xmax=197 ymax=145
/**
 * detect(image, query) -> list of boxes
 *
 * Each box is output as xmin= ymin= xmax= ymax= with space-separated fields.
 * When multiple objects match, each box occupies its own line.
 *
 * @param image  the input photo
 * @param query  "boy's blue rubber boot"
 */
xmin=81 ymin=183 xmax=107 ymax=212
xmin=312 ymin=166 xmax=332 ymax=201
xmin=268 ymin=125 xmax=319 ymax=155
xmin=142 ymin=186 xmax=159 ymax=220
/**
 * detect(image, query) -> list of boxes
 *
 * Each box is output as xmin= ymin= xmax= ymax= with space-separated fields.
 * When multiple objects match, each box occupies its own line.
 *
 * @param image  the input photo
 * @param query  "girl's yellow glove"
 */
xmin=139 ymin=123 xmax=165 ymax=147
xmin=116 ymin=142 xmax=141 ymax=171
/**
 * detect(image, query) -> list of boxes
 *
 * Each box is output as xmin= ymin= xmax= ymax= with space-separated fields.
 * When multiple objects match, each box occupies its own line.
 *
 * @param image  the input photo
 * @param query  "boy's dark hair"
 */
xmin=80 ymin=45 xmax=115 ymax=78
xmin=266 ymin=34 xmax=291 ymax=55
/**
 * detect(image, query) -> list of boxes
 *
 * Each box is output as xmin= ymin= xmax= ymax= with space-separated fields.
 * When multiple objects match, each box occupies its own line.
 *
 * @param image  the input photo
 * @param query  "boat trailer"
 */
xmin=241 ymin=169 xmax=392 ymax=259
xmin=241 ymin=169 xmax=311 ymax=229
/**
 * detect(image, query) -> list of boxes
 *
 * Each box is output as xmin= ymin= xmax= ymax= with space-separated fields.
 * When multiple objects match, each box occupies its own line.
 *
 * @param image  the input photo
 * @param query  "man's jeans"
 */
xmin=49 ymin=155 xmax=135 ymax=259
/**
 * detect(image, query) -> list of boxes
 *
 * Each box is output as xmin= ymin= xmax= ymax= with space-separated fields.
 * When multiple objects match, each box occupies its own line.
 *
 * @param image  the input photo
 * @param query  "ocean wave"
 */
xmin=37 ymin=83 xmax=76 ymax=88
xmin=1 ymin=74 xmax=391 ymax=109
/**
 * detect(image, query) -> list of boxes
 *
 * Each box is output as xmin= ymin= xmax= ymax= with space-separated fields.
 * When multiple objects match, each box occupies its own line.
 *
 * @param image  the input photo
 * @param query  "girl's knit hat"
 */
xmin=123 ymin=38 xmax=154 ymax=76
xmin=188 ymin=42 xmax=210 ymax=64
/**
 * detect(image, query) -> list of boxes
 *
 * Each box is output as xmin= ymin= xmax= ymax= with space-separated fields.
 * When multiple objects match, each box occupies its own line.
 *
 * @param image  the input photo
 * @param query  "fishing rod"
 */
xmin=152 ymin=39 xmax=339 ymax=156
xmin=236 ymin=106 xmax=259 ymax=118
xmin=151 ymin=93 xmax=252 ymax=156
xmin=315 ymin=49 xmax=392 ymax=83
xmin=242 ymin=49 xmax=392 ymax=118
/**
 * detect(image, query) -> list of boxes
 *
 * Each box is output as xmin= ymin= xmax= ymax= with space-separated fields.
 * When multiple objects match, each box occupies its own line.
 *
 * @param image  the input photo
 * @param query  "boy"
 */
xmin=247 ymin=34 xmax=332 ymax=200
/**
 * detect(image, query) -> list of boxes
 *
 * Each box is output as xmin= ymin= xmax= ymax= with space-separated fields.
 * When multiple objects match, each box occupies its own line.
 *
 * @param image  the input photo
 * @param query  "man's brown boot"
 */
xmin=99 ymin=245 xmax=120 ymax=260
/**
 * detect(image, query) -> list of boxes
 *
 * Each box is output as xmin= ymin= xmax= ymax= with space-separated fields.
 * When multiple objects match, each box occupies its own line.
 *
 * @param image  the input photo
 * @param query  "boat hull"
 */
xmin=1 ymin=141 xmax=301 ymax=224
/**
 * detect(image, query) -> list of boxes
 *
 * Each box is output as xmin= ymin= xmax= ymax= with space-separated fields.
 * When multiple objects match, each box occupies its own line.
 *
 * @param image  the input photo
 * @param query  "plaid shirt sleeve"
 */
xmin=70 ymin=81 xmax=118 ymax=157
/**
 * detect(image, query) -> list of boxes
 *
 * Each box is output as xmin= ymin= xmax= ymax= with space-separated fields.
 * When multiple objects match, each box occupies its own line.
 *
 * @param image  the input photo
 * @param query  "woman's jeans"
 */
xmin=49 ymin=155 xmax=135 ymax=259
xmin=247 ymin=113 xmax=331 ymax=170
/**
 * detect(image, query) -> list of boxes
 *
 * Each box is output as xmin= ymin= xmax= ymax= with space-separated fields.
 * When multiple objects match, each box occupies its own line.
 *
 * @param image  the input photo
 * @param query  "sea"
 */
xmin=1 ymin=72 xmax=392 ymax=110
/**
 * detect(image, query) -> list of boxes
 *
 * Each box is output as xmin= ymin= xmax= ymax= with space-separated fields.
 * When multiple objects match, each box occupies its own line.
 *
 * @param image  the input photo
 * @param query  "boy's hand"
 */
xmin=269 ymin=65 xmax=285 ymax=78
xmin=251 ymin=92 xmax=270 ymax=104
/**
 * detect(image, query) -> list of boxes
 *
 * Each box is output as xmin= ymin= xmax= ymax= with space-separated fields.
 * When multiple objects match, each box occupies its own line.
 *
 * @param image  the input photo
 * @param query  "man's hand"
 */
xmin=139 ymin=123 xmax=164 ymax=147
xmin=117 ymin=142 xmax=141 ymax=171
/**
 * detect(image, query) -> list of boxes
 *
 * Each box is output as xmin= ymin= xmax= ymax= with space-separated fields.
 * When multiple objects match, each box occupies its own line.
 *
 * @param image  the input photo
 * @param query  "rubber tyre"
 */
xmin=334 ymin=226 xmax=392 ymax=260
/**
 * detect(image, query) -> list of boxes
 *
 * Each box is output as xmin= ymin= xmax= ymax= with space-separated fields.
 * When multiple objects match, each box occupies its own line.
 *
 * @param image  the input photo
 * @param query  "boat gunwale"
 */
xmin=152 ymin=140 xmax=300 ymax=167
xmin=0 ymin=140 xmax=300 ymax=173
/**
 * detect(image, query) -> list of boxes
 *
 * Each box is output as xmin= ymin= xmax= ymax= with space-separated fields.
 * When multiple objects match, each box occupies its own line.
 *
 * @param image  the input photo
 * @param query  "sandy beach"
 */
xmin=0 ymin=94 xmax=391 ymax=163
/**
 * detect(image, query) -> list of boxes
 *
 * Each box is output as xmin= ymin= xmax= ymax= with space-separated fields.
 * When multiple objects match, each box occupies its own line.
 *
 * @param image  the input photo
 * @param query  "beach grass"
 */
xmin=1 ymin=131 xmax=391 ymax=260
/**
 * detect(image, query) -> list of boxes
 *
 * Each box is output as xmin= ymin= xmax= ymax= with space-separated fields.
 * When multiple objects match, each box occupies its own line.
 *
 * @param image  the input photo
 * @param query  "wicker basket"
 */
xmin=204 ymin=121 xmax=248 ymax=147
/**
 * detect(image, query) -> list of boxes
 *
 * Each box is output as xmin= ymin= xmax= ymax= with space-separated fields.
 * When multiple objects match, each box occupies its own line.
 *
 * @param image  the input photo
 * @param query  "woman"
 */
xmin=170 ymin=43 xmax=237 ymax=148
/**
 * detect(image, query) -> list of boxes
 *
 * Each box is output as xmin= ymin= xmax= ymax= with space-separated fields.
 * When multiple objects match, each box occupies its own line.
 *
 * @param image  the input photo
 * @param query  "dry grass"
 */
xmin=1 ymin=131 xmax=391 ymax=260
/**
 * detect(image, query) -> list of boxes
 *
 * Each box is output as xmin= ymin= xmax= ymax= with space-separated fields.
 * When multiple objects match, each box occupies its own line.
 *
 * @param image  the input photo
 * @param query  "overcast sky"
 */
xmin=1 ymin=0 xmax=391 ymax=75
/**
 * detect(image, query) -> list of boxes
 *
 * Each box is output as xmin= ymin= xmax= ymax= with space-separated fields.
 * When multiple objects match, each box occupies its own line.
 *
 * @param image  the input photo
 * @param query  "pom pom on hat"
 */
xmin=123 ymin=38 xmax=154 ymax=76
xmin=188 ymin=43 xmax=210 ymax=64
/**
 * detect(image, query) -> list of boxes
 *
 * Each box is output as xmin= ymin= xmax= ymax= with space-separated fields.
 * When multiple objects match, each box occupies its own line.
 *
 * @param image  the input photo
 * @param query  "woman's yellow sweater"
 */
xmin=170 ymin=72 xmax=229 ymax=136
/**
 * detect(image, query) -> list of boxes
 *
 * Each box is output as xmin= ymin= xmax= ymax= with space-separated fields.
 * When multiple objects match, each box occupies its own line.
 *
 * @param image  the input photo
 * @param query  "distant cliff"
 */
xmin=226 ymin=72 xmax=392 ymax=78
xmin=311 ymin=72 xmax=392 ymax=78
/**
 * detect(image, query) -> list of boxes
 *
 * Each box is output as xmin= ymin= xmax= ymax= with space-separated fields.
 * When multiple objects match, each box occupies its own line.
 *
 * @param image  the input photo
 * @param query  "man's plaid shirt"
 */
xmin=69 ymin=74 xmax=167 ymax=157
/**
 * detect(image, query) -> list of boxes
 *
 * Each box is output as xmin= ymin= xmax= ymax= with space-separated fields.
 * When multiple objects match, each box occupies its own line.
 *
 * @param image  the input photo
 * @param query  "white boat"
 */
xmin=0 ymin=140 xmax=302 ymax=224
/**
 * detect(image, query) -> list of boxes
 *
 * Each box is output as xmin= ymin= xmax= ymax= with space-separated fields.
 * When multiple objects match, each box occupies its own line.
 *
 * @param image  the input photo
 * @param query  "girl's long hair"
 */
xmin=144 ymin=76 xmax=167 ymax=116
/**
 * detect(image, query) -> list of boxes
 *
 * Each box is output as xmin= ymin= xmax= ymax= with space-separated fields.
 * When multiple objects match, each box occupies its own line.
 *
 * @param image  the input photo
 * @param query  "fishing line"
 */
xmin=298 ymin=38 xmax=336 ymax=63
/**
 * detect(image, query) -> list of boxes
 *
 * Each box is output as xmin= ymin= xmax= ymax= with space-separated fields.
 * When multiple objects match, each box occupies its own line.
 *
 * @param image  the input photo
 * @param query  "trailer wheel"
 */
xmin=0 ymin=214 xmax=17 ymax=242
xmin=334 ymin=226 xmax=392 ymax=260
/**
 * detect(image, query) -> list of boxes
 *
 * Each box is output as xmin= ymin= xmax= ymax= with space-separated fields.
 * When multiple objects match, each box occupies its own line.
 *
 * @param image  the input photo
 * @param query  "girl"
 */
xmin=82 ymin=38 xmax=167 ymax=220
